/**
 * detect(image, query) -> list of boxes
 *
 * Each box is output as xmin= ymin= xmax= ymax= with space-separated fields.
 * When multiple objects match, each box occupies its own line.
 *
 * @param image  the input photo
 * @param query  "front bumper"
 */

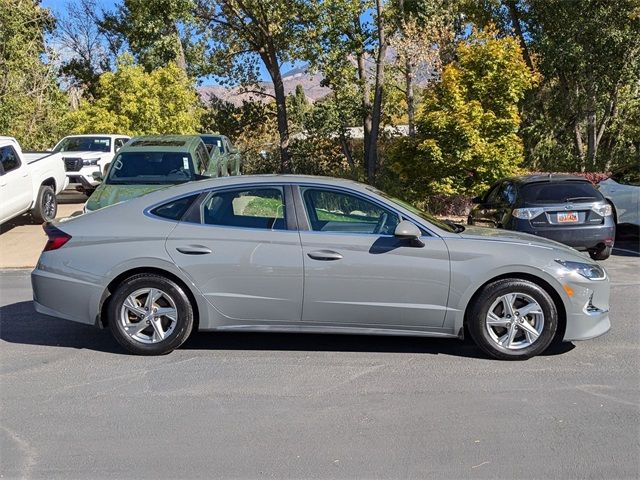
xmin=553 ymin=265 xmax=611 ymax=341
xmin=66 ymin=167 xmax=100 ymax=189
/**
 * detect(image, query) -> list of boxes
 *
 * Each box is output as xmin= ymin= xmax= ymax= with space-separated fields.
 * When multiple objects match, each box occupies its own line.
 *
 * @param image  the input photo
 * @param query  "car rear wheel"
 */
xmin=32 ymin=185 xmax=57 ymax=223
xmin=589 ymin=245 xmax=612 ymax=261
xmin=108 ymin=274 xmax=194 ymax=355
xmin=468 ymin=279 xmax=558 ymax=360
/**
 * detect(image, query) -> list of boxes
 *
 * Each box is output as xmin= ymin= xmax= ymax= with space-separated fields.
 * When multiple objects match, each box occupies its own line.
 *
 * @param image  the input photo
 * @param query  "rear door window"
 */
xmin=201 ymin=187 xmax=286 ymax=230
xmin=521 ymin=182 xmax=603 ymax=203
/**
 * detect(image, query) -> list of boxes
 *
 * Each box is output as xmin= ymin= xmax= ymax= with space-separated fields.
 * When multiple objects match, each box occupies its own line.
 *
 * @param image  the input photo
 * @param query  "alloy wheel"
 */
xmin=119 ymin=288 xmax=178 ymax=344
xmin=485 ymin=292 xmax=545 ymax=350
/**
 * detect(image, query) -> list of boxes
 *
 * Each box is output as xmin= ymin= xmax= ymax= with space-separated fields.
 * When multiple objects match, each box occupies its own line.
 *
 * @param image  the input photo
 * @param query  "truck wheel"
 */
xmin=32 ymin=185 xmax=57 ymax=223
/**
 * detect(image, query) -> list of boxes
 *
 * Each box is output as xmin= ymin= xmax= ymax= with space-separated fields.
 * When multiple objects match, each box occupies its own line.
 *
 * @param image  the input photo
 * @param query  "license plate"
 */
xmin=557 ymin=211 xmax=579 ymax=223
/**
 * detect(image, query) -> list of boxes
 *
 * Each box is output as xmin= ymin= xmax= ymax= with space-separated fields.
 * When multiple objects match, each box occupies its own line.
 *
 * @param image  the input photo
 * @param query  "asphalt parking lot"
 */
xmin=1 ymin=239 xmax=639 ymax=479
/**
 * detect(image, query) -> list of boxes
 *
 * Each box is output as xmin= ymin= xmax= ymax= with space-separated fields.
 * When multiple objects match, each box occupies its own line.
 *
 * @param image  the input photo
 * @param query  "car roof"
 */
xmin=120 ymin=135 xmax=204 ymax=152
xmin=61 ymin=134 xmax=130 ymax=138
xmin=507 ymin=174 xmax=591 ymax=185
xmin=130 ymin=174 xmax=373 ymax=199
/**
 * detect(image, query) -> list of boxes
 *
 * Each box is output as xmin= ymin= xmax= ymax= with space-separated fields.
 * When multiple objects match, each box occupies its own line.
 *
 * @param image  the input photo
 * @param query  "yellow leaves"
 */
xmin=66 ymin=57 xmax=202 ymax=136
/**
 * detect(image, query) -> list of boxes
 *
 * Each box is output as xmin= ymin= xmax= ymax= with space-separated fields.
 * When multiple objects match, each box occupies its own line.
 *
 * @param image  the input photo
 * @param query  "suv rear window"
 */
xmin=107 ymin=152 xmax=195 ymax=184
xmin=521 ymin=181 xmax=603 ymax=203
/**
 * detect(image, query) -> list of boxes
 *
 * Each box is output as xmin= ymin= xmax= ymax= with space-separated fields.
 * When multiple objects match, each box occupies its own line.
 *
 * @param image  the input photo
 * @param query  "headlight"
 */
xmin=555 ymin=260 xmax=606 ymax=280
xmin=83 ymin=158 xmax=100 ymax=166
xmin=512 ymin=207 xmax=545 ymax=220
xmin=591 ymin=204 xmax=612 ymax=216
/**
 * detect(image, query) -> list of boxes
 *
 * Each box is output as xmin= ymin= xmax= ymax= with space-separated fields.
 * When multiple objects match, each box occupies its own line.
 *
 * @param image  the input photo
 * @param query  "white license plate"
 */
xmin=557 ymin=211 xmax=579 ymax=223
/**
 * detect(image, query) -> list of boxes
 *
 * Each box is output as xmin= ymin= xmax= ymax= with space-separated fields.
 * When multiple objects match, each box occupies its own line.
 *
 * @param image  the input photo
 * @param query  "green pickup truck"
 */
xmin=85 ymin=135 xmax=224 ymax=212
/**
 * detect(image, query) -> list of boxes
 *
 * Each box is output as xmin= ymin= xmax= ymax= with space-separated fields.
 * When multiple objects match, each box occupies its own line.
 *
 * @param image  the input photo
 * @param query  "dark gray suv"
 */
xmin=468 ymin=175 xmax=615 ymax=260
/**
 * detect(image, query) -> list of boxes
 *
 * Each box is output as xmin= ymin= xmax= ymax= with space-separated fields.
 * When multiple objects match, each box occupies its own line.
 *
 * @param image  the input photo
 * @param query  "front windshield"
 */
xmin=371 ymin=189 xmax=458 ymax=233
xmin=54 ymin=136 xmax=111 ymax=153
xmin=106 ymin=151 xmax=196 ymax=185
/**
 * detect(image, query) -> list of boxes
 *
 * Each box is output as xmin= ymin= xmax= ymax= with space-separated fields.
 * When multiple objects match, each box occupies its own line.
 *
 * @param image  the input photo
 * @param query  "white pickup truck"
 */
xmin=0 ymin=137 xmax=69 ymax=224
xmin=28 ymin=134 xmax=130 ymax=195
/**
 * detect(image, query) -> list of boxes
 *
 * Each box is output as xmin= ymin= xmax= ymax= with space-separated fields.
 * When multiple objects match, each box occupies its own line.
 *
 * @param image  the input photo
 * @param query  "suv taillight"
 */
xmin=43 ymin=224 xmax=72 ymax=252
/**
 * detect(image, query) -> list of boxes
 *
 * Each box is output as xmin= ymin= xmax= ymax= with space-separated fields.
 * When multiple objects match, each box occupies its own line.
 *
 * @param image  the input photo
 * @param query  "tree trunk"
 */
xmin=366 ymin=0 xmax=387 ymax=184
xmin=573 ymin=119 xmax=586 ymax=171
xmin=261 ymin=48 xmax=291 ymax=173
xmin=405 ymin=57 xmax=416 ymax=137
xmin=173 ymin=22 xmax=187 ymax=72
xmin=503 ymin=0 xmax=534 ymax=72
xmin=356 ymin=49 xmax=372 ymax=174
xmin=586 ymin=91 xmax=597 ymax=169
xmin=398 ymin=0 xmax=416 ymax=137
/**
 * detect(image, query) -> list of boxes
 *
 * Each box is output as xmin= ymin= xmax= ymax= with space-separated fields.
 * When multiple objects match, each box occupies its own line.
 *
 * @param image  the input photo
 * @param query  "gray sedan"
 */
xmin=32 ymin=176 xmax=611 ymax=359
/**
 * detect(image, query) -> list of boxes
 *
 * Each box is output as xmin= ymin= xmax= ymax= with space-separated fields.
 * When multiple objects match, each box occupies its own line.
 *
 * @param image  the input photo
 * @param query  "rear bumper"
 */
xmin=31 ymin=266 xmax=102 ymax=326
xmin=511 ymin=220 xmax=615 ymax=250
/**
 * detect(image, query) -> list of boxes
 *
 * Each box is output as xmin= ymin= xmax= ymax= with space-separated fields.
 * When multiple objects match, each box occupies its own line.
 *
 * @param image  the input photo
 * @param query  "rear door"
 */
xmin=297 ymin=186 xmax=451 ymax=329
xmin=165 ymin=185 xmax=304 ymax=323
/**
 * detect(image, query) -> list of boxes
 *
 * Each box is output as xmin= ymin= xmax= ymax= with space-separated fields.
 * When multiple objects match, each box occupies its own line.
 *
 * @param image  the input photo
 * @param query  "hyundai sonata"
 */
xmin=32 ymin=176 xmax=611 ymax=359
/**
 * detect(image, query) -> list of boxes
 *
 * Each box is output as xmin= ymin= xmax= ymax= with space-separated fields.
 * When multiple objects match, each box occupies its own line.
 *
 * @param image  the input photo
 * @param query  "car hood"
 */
xmin=458 ymin=225 xmax=587 ymax=258
xmin=85 ymin=184 xmax=168 ymax=211
xmin=57 ymin=151 xmax=106 ymax=159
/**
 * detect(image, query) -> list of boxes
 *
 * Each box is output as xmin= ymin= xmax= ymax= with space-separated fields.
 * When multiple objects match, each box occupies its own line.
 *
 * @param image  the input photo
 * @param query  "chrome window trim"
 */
xmin=143 ymin=180 xmax=446 ymax=237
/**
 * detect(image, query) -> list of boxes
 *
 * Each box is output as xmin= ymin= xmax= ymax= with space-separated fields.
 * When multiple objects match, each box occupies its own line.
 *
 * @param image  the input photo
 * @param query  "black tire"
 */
xmin=467 ymin=278 xmax=558 ymax=360
xmin=31 ymin=185 xmax=57 ymax=223
xmin=108 ymin=273 xmax=194 ymax=355
xmin=589 ymin=245 xmax=612 ymax=261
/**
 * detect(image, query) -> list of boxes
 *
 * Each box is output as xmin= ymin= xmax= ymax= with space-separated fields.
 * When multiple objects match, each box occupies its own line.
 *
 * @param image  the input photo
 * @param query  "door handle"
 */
xmin=307 ymin=250 xmax=343 ymax=261
xmin=176 ymin=245 xmax=212 ymax=255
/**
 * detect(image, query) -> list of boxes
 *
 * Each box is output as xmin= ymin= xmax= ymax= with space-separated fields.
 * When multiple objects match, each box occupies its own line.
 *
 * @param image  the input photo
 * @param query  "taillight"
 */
xmin=43 ymin=224 xmax=72 ymax=252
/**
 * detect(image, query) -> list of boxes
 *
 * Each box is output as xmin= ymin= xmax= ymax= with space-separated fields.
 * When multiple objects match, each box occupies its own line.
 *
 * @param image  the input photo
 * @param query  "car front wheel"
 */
xmin=468 ymin=279 xmax=558 ymax=360
xmin=108 ymin=274 xmax=194 ymax=355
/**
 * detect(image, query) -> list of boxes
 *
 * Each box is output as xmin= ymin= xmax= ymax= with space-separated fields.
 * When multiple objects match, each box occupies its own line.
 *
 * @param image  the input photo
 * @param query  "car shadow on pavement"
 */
xmin=1 ymin=300 xmax=575 ymax=359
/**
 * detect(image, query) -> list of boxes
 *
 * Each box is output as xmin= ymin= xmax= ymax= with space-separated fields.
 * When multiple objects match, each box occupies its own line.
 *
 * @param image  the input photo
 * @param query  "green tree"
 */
xmin=526 ymin=0 xmax=640 ymax=171
xmin=389 ymin=27 xmax=538 ymax=198
xmin=193 ymin=0 xmax=313 ymax=173
xmin=309 ymin=0 xmax=390 ymax=183
xmin=66 ymin=55 xmax=202 ymax=135
xmin=0 ymin=0 xmax=67 ymax=149
xmin=100 ymin=0 xmax=203 ymax=74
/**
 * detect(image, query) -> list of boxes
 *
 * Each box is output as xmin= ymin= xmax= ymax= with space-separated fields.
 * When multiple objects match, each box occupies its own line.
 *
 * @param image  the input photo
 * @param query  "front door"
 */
xmin=0 ymin=145 xmax=31 ymax=222
xmin=165 ymin=185 xmax=303 ymax=323
xmin=297 ymin=186 xmax=451 ymax=329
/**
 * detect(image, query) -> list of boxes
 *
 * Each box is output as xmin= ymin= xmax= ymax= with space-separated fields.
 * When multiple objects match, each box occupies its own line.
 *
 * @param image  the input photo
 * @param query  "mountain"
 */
xmin=198 ymin=67 xmax=332 ymax=106
xmin=198 ymin=57 xmax=439 ymax=107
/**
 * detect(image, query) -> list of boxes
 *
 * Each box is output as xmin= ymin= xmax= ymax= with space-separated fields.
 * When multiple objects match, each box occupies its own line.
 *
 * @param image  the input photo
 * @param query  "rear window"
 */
xmin=106 ymin=151 xmax=195 ymax=185
xmin=521 ymin=181 xmax=603 ymax=203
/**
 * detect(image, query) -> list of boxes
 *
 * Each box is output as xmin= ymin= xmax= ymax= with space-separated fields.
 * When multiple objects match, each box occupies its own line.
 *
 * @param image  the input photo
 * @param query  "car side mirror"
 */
xmin=92 ymin=171 xmax=103 ymax=182
xmin=471 ymin=196 xmax=483 ymax=204
xmin=394 ymin=220 xmax=424 ymax=247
